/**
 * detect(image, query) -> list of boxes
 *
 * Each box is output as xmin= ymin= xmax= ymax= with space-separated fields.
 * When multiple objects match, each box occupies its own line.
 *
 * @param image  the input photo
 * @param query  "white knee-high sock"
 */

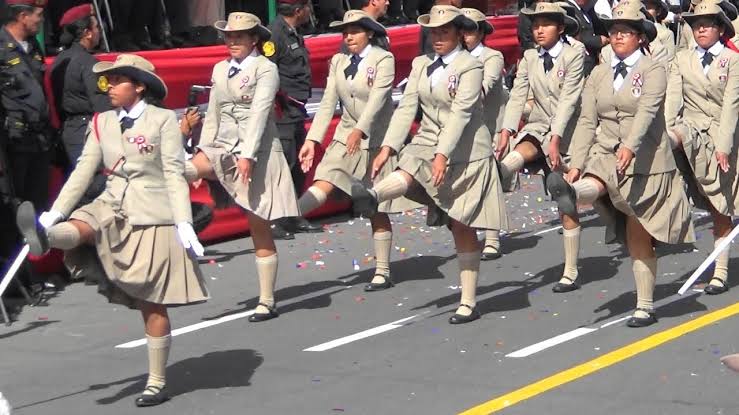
xmin=711 ymin=236 xmax=729 ymax=285
xmin=144 ymin=334 xmax=171 ymax=394
xmin=560 ymin=226 xmax=581 ymax=283
xmin=256 ymin=254 xmax=278 ymax=309
xmin=572 ymin=179 xmax=600 ymax=205
xmin=457 ymin=252 xmax=481 ymax=316
xmin=47 ymin=222 xmax=81 ymax=250
xmin=371 ymin=231 xmax=393 ymax=284
xmin=372 ymin=171 xmax=408 ymax=203
xmin=500 ymin=151 xmax=524 ymax=181
xmin=633 ymin=257 xmax=657 ymax=312
xmin=298 ymin=186 xmax=328 ymax=216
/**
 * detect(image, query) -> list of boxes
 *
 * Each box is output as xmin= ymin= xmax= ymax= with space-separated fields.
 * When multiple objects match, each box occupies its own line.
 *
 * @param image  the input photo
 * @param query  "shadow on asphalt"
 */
xmin=0 ymin=320 xmax=58 ymax=340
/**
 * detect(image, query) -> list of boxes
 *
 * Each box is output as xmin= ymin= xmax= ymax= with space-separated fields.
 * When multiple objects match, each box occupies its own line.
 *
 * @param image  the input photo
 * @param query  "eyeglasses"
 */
xmin=608 ymin=29 xmax=639 ymax=38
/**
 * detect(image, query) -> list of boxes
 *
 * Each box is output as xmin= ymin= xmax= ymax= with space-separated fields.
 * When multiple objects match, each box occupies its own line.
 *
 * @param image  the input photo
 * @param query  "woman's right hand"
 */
xmin=565 ymin=168 xmax=581 ymax=184
xmin=371 ymin=147 xmax=392 ymax=180
xmin=496 ymin=129 xmax=511 ymax=161
xmin=299 ymin=140 xmax=317 ymax=173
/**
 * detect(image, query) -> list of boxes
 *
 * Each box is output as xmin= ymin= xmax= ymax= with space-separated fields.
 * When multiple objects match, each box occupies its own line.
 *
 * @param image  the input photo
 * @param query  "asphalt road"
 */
xmin=2 ymin=173 xmax=739 ymax=415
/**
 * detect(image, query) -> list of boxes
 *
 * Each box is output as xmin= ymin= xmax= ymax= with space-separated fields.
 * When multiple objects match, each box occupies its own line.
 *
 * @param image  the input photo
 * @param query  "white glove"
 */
xmin=39 ymin=210 xmax=64 ymax=229
xmin=176 ymin=222 xmax=204 ymax=257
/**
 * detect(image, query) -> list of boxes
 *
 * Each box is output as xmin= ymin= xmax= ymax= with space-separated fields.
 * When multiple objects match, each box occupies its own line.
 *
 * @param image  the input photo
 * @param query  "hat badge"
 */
xmin=617 ymin=10 xmax=624 ymax=16
xmin=438 ymin=9 xmax=445 ymax=14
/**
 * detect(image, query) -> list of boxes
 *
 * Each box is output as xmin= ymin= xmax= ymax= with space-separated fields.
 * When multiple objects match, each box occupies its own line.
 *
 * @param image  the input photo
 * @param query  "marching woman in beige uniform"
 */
xmin=666 ymin=1 xmax=739 ymax=295
xmin=496 ymin=2 xmax=583 ymax=191
xmin=353 ymin=5 xmax=508 ymax=324
xmin=460 ymin=8 xmax=508 ymax=261
xmin=188 ymin=12 xmax=300 ymax=322
xmin=297 ymin=10 xmax=420 ymax=291
xmin=678 ymin=0 xmax=738 ymax=51
xmin=546 ymin=7 xmax=695 ymax=326
xmin=16 ymin=54 xmax=209 ymax=406
xmin=599 ymin=1 xmax=670 ymax=66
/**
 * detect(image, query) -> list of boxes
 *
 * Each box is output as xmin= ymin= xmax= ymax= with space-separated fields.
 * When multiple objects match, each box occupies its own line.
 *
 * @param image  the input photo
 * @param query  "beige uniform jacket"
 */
xmin=200 ymin=55 xmax=282 ymax=161
xmin=476 ymin=46 xmax=506 ymax=138
xmin=677 ymin=21 xmax=694 ymax=51
xmin=570 ymin=55 xmax=675 ymax=175
xmin=382 ymin=50 xmax=492 ymax=164
xmin=52 ymin=105 xmax=192 ymax=225
xmin=657 ymin=23 xmax=676 ymax=63
xmin=305 ymin=46 xmax=394 ymax=149
xmin=665 ymin=47 xmax=739 ymax=154
xmin=501 ymin=44 xmax=584 ymax=148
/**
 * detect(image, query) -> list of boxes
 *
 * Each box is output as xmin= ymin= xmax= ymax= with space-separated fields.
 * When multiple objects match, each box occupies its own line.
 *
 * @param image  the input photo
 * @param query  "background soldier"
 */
xmin=267 ymin=0 xmax=322 ymax=238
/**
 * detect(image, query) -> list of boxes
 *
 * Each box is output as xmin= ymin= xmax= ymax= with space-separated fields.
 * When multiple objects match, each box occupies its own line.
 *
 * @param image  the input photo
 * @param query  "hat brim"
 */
xmin=92 ymin=61 xmax=168 ymax=101
xmin=329 ymin=17 xmax=387 ymax=37
xmin=417 ymin=13 xmax=479 ymax=31
xmin=683 ymin=11 xmax=736 ymax=39
xmin=519 ymin=10 xmax=580 ymax=36
xmin=213 ymin=20 xmax=272 ymax=41
xmin=600 ymin=17 xmax=658 ymax=41
xmin=477 ymin=20 xmax=494 ymax=34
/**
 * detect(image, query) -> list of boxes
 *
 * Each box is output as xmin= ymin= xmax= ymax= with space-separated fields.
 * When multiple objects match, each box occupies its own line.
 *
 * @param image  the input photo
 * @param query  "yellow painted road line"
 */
xmin=460 ymin=302 xmax=739 ymax=415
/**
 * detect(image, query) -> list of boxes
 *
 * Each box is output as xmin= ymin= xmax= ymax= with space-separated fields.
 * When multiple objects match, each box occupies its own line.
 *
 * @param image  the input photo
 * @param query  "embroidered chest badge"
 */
xmin=366 ymin=67 xmax=375 ymax=87
xmin=557 ymin=69 xmax=565 ymax=78
xmin=720 ymin=58 xmax=729 ymax=68
xmin=240 ymin=76 xmax=250 ymax=89
xmin=128 ymin=135 xmax=154 ymax=154
xmin=631 ymin=73 xmax=643 ymax=97
xmin=719 ymin=73 xmax=728 ymax=84
xmin=447 ymin=75 xmax=458 ymax=98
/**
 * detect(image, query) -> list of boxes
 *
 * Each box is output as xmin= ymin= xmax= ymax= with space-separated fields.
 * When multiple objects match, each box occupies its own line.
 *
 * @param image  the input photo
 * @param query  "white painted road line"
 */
xmin=599 ymin=316 xmax=630 ymax=329
xmin=304 ymin=315 xmax=419 ymax=352
xmin=506 ymin=327 xmax=597 ymax=358
xmin=115 ymin=310 xmax=258 ymax=349
xmin=534 ymin=226 xmax=562 ymax=236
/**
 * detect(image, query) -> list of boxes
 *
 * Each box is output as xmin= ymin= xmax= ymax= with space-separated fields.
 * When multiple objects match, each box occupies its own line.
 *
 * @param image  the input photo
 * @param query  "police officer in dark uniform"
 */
xmin=51 ymin=4 xmax=110 ymax=167
xmin=266 ymin=0 xmax=322 ymax=238
xmin=0 ymin=0 xmax=50 ymax=211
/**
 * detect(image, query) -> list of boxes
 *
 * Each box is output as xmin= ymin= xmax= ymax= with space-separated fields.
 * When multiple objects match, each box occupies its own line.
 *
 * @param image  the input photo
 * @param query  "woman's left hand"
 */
xmin=432 ymin=153 xmax=448 ymax=187
xmin=345 ymin=129 xmax=363 ymax=155
xmin=616 ymin=146 xmax=634 ymax=175
xmin=237 ymin=157 xmax=254 ymax=184
xmin=180 ymin=107 xmax=201 ymax=136
xmin=716 ymin=151 xmax=730 ymax=173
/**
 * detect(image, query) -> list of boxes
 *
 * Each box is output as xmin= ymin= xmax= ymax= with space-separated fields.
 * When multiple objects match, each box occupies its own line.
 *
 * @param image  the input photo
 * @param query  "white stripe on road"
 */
xmin=505 ymin=327 xmax=597 ymax=358
xmin=599 ymin=316 xmax=630 ymax=329
xmin=115 ymin=310 xmax=257 ymax=349
xmin=534 ymin=226 xmax=562 ymax=236
xmin=303 ymin=315 xmax=418 ymax=352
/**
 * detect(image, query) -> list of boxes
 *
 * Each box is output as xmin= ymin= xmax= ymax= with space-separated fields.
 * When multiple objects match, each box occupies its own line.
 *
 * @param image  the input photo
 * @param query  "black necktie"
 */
xmin=120 ymin=116 xmax=135 ymax=132
xmin=614 ymin=61 xmax=628 ymax=80
xmin=542 ymin=52 xmax=553 ymax=73
xmin=702 ymin=52 xmax=714 ymax=68
xmin=228 ymin=66 xmax=241 ymax=79
xmin=426 ymin=57 xmax=447 ymax=77
xmin=344 ymin=55 xmax=361 ymax=79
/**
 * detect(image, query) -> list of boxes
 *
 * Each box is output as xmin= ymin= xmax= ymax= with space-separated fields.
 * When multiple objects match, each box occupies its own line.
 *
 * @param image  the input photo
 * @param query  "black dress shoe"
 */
xmin=449 ymin=304 xmax=481 ymax=324
xmin=704 ymin=278 xmax=729 ymax=295
xmin=426 ymin=204 xmax=448 ymax=227
xmin=135 ymin=385 xmax=169 ymax=407
xmin=546 ymin=172 xmax=578 ymax=217
xmin=364 ymin=275 xmax=394 ymax=291
xmin=626 ymin=309 xmax=658 ymax=328
xmin=351 ymin=182 xmax=379 ymax=218
xmin=552 ymin=276 xmax=580 ymax=293
xmin=291 ymin=217 xmax=323 ymax=233
xmin=16 ymin=201 xmax=49 ymax=256
xmin=248 ymin=303 xmax=279 ymax=322
xmin=270 ymin=223 xmax=295 ymax=240
xmin=480 ymin=245 xmax=501 ymax=261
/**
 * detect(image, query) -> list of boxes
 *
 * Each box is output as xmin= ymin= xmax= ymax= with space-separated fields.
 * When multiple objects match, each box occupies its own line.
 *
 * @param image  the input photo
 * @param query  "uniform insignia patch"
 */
xmin=8 ymin=57 xmax=20 ymax=66
xmin=263 ymin=41 xmax=275 ymax=57
xmin=97 ymin=75 xmax=109 ymax=92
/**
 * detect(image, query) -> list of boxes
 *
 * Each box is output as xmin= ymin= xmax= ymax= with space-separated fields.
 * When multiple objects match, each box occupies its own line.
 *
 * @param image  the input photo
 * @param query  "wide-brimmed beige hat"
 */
xmin=643 ymin=0 xmax=670 ymax=21
xmin=684 ymin=1 xmax=735 ymax=39
xmin=689 ymin=0 xmax=737 ymax=19
xmin=600 ymin=0 xmax=658 ymax=41
xmin=520 ymin=3 xmax=580 ymax=36
xmin=329 ymin=10 xmax=387 ymax=36
xmin=92 ymin=54 xmax=167 ymax=100
xmin=417 ymin=5 xmax=478 ymax=30
xmin=461 ymin=8 xmax=494 ymax=34
xmin=214 ymin=12 xmax=271 ymax=41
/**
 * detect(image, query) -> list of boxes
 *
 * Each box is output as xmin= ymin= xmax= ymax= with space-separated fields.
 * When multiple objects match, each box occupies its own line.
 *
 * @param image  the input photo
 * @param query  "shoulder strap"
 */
xmin=93 ymin=112 xmax=101 ymax=142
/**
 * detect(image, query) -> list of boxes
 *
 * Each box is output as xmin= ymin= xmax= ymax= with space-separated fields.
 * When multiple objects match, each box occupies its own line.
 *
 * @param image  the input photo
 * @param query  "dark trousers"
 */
xmin=9 ymin=150 xmax=50 ymax=210
xmin=276 ymin=121 xmax=306 ymax=195
xmin=61 ymin=117 xmax=106 ymax=206
xmin=109 ymin=0 xmax=163 ymax=43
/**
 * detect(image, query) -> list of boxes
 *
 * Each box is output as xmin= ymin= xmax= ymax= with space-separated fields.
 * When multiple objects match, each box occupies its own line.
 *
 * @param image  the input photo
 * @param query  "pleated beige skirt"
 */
xmin=198 ymin=145 xmax=300 ymax=221
xmin=313 ymin=141 xmax=422 ymax=213
xmin=584 ymin=153 xmax=695 ymax=245
xmin=67 ymin=199 xmax=210 ymax=309
xmin=397 ymin=153 xmax=508 ymax=230
xmin=674 ymin=123 xmax=739 ymax=216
